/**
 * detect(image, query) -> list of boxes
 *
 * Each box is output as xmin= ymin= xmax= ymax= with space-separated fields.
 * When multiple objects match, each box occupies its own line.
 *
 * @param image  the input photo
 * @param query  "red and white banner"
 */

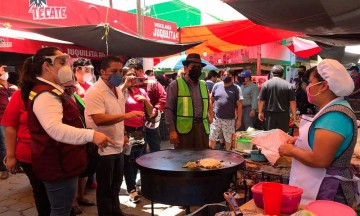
xmin=0 ymin=0 xmax=178 ymax=55
xmin=0 ymin=37 xmax=106 ymax=60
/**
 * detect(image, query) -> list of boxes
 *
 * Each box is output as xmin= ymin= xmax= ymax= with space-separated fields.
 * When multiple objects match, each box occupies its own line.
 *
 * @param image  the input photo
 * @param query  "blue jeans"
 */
xmin=20 ymin=162 xmax=51 ymax=216
xmin=145 ymin=127 xmax=161 ymax=152
xmin=96 ymin=154 xmax=124 ymax=216
xmin=124 ymin=145 xmax=145 ymax=193
xmin=43 ymin=177 xmax=77 ymax=216
xmin=0 ymin=125 xmax=6 ymax=171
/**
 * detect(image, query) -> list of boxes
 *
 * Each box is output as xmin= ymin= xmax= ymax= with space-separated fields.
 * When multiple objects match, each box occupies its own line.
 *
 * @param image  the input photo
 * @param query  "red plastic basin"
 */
xmin=251 ymin=182 xmax=303 ymax=214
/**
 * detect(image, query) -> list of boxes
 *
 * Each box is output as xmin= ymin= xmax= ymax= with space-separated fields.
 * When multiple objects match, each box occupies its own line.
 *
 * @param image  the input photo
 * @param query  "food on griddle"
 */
xmin=182 ymin=158 xmax=223 ymax=169
xmin=198 ymin=158 xmax=222 ymax=169
xmin=182 ymin=161 xmax=198 ymax=168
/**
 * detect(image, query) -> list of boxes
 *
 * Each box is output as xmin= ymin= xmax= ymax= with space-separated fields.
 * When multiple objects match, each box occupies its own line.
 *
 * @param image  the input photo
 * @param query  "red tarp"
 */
xmin=180 ymin=19 xmax=301 ymax=54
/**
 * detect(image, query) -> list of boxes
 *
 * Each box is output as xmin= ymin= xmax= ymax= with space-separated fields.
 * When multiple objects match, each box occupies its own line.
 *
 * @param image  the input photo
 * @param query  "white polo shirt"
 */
xmin=85 ymin=78 xmax=125 ymax=156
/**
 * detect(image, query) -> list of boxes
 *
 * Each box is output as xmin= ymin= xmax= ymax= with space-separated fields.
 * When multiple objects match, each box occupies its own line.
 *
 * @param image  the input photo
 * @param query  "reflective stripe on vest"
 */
xmin=176 ymin=78 xmax=209 ymax=134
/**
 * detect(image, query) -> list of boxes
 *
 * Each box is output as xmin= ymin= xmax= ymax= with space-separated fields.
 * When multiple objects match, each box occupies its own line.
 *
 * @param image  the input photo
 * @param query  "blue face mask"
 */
xmin=108 ymin=73 xmax=123 ymax=87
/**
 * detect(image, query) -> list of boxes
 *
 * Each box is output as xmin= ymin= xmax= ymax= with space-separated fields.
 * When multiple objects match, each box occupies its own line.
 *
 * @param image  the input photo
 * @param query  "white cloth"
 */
xmin=33 ymin=77 xmax=94 ymax=145
xmin=317 ymin=59 xmax=354 ymax=96
xmin=85 ymin=77 xmax=125 ymax=156
xmin=289 ymin=98 xmax=342 ymax=205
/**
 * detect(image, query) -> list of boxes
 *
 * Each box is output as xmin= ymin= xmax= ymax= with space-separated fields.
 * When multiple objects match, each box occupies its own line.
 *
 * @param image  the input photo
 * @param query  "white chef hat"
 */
xmin=317 ymin=59 xmax=354 ymax=96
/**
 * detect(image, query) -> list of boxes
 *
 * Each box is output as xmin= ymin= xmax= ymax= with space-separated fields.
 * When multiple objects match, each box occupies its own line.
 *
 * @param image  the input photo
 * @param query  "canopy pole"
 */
xmin=136 ymin=0 xmax=143 ymax=37
xmin=256 ymin=45 xmax=261 ymax=75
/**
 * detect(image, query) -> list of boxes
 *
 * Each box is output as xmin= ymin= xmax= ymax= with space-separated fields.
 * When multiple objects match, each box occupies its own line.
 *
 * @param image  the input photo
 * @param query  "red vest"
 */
xmin=27 ymin=82 xmax=87 ymax=182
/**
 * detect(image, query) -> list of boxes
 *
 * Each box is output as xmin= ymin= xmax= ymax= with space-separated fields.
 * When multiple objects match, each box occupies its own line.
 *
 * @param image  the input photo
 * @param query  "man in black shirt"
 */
xmin=258 ymin=65 xmax=296 ymax=132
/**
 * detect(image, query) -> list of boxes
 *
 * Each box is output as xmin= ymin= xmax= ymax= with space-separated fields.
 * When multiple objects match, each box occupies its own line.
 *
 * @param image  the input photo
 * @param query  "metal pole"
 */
xmin=256 ymin=45 xmax=261 ymax=75
xmin=136 ymin=0 xmax=143 ymax=37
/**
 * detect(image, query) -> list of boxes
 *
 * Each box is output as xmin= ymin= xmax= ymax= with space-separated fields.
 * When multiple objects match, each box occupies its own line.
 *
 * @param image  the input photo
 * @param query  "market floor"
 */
xmin=0 ymin=141 xmax=201 ymax=216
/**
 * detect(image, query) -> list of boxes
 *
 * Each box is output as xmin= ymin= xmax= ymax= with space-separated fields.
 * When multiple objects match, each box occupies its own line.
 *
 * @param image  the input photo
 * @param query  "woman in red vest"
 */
xmin=20 ymin=47 xmax=115 ymax=216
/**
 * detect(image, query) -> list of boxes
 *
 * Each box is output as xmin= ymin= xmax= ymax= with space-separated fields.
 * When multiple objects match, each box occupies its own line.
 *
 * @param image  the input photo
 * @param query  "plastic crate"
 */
xmin=188 ymin=204 xmax=229 ymax=216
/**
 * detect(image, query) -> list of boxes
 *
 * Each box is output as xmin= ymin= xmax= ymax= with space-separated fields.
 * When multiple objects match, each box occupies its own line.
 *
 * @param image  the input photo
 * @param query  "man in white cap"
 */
xmin=279 ymin=59 xmax=357 ymax=206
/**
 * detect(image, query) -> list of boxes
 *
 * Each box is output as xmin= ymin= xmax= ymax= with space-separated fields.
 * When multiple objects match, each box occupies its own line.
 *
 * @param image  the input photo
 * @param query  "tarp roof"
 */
xmin=26 ymin=24 xmax=201 ymax=57
xmin=180 ymin=19 xmax=300 ymax=54
xmin=225 ymin=0 xmax=360 ymax=46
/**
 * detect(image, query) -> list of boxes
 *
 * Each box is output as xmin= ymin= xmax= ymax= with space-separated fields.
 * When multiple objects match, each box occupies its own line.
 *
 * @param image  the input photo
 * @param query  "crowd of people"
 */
xmin=0 ymin=48 xmax=359 ymax=215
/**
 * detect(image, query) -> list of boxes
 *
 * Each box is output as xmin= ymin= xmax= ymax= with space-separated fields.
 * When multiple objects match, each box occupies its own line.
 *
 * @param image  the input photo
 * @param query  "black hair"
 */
xmin=299 ymin=65 xmax=306 ymax=71
xmin=145 ymin=70 xmax=153 ymax=75
xmin=122 ymin=66 xmax=130 ymax=76
xmin=350 ymin=66 xmax=359 ymax=72
xmin=20 ymin=46 xmax=60 ymax=107
xmin=271 ymin=65 xmax=284 ymax=77
xmin=100 ymin=56 xmax=122 ymax=71
xmin=124 ymin=58 xmax=143 ymax=71
xmin=305 ymin=66 xmax=324 ymax=82
xmin=206 ymin=70 xmax=217 ymax=80
xmin=72 ymin=58 xmax=92 ymax=72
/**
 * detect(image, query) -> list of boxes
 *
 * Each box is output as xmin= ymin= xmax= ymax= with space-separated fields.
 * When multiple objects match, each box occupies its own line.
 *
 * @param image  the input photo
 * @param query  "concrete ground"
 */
xmin=0 ymin=141 xmax=201 ymax=216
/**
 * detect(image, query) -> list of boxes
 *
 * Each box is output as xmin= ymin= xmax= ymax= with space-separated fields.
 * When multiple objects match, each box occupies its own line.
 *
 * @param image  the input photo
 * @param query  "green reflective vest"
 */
xmin=176 ymin=78 xmax=209 ymax=134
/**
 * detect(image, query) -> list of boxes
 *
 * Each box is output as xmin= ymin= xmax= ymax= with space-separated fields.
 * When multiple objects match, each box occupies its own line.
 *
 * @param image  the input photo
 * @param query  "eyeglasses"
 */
xmin=44 ymin=54 xmax=70 ymax=67
xmin=79 ymin=65 xmax=94 ymax=73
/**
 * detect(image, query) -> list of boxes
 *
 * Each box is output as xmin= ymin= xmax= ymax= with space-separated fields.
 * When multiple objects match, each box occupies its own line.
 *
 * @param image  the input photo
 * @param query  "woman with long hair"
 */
xmin=21 ymin=46 xmax=115 ymax=216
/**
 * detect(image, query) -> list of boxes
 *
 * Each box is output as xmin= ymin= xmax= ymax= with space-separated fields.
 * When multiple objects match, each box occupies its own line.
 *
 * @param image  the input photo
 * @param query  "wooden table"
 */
xmin=240 ymin=199 xmax=304 ymax=215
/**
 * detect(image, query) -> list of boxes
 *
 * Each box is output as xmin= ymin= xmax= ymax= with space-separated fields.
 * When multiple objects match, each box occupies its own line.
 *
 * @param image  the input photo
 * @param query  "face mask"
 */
xmin=57 ymin=66 xmax=74 ymax=84
xmin=83 ymin=73 xmax=93 ymax=83
xmin=306 ymin=81 xmax=323 ymax=104
xmin=0 ymin=72 xmax=9 ymax=81
xmin=222 ymin=76 xmax=232 ymax=84
xmin=108 ymin=73 xmax=123 ymax=87
xmin=188 ymin=68 xmax=202 ymax=82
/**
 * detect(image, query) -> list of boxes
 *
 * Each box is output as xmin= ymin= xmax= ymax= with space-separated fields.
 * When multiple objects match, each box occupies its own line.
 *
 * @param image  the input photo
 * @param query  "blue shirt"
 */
xmin=309 ymin=101 xmax=354 ymax=158
xmin=211 ymin=82 xmax=243 ymax=119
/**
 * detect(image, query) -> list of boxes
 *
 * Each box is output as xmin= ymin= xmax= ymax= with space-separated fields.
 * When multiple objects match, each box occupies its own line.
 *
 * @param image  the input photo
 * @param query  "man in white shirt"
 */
xmin=85 ymin=56 xmax=144 ymax=216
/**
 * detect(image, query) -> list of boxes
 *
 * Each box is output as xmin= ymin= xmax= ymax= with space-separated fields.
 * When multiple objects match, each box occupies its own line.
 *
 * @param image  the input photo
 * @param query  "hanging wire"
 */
xmin=101 ymin=7 xmax=110 ymax=55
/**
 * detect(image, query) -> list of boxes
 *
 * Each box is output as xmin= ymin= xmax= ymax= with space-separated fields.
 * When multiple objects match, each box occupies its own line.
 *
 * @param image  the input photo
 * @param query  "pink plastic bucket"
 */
xmin=251 ymin=182 xmax=303 ymax=214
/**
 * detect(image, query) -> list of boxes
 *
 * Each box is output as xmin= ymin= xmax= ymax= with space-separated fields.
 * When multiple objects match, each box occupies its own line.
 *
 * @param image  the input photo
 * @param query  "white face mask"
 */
xmin=57 ymin=66 xmax=74 ymax=84
xmin=83 ymin=73 xmax=93 ymax=83
xmin=0 ymin=72 xmax=9 ymax=81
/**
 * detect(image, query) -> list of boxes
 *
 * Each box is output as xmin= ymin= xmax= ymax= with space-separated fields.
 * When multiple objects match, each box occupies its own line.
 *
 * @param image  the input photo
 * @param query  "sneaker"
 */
xmin=129 ymin=190 xmax=140 ymax=203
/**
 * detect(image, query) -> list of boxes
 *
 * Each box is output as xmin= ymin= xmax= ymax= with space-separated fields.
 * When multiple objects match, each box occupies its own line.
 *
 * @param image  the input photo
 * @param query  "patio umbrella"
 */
xmin=225 ymin=0 xmax=360 ymax=46
xmin=287 ymin=37 xmax=322 ymax=58
xmin=153 ymin=55 xmax=218 ymax=72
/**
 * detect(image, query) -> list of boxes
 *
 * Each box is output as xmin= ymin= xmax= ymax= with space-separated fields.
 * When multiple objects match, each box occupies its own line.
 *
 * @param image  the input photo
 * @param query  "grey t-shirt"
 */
xmin=258 ymin=77 xmax=295 ymax=112
xmin=212 ymin=82 xmax=243 ymax=119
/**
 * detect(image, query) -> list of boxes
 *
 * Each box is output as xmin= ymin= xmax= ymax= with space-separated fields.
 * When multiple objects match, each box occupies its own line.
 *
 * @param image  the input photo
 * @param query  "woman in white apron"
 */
xmin=279 ymin=59 xmax=359 ymax=207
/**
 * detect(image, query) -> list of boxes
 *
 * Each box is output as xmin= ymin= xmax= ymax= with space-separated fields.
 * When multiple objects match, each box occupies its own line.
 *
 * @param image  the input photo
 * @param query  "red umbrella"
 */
xmin=287 ymin=37 xmax=321 ymax=58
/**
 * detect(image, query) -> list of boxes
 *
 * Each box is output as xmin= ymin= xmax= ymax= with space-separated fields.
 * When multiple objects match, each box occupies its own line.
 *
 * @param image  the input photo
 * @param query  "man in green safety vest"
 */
xmin=165 ymin=53 xmax=214 ymax=149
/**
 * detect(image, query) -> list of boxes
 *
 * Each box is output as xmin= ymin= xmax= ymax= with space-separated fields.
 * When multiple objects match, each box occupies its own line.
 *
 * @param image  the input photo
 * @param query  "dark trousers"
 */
xmin=96 ymin=154 xmax=124 ymax=216
xmin=20 ymin=162 xmax=51 ymax=216
xmin=145 ymin=127 xmax=161 ymax=152
xmin=177 ymin=122 xmax=209 ymax=150
xmin=264 ymin=111 xmax=290 ymax=133
xmin=0 ymin=126 xmax=6 ymax=171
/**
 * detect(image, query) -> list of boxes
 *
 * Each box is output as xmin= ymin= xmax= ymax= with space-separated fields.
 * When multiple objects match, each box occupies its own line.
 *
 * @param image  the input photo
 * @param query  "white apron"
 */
xmin=289 ymin=98 xmax=342 ymax=205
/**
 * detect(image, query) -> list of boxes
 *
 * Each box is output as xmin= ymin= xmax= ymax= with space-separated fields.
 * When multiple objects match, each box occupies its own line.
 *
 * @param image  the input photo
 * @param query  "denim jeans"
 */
xmin=0 ymin=126 xmax=6 ymax=171
xmin=124 ymin=145 xmax=145 ymax=193
xmin=145 ymin=127 xmax=161 ymax=152
xmin=20 ymin=162 xmax=51 ymax=216
xmin=96 ymin=154 xmax=124 ymax=216
xmin=43 ymin=177 xmax=77 ymax=216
